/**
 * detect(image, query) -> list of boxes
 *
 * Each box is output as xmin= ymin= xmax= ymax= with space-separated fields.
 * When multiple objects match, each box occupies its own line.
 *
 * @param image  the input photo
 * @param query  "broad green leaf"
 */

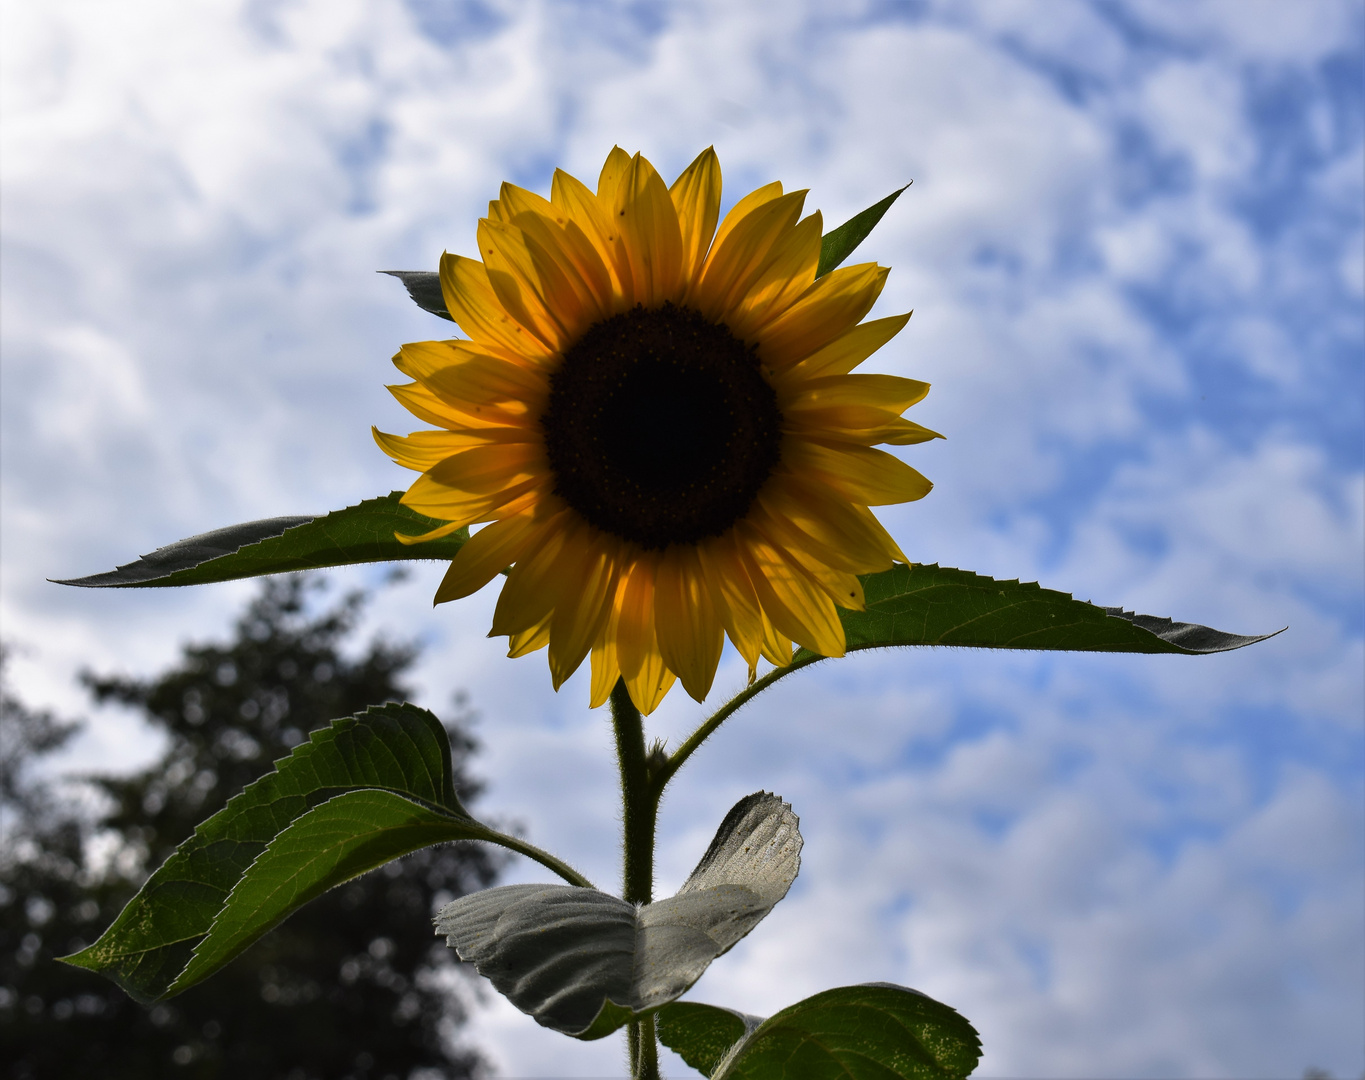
xmin=658 ymin=983 xmax=982 ymax=1080
xmin=53 ymin=492 xmax=467 ymax=588
xmin=435 ymin=792 xmax=801 ymax=1039
xmin=62 ymin=703 xmax=483 ymax=1001
xmin=381 ymin=269 xmax=454 ymax=321
xmin=817 ymin=563 xmax=1277 ymax=659
xmin=169 ymin=788 xmax=487 ymax=995
xmin=817 ymin=185 xmax=911 ymax=278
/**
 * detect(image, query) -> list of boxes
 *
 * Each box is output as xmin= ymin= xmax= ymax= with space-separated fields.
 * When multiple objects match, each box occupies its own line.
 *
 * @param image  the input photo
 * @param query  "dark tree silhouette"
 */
xmin=1 ymin=576 xmax=501 ymax=1080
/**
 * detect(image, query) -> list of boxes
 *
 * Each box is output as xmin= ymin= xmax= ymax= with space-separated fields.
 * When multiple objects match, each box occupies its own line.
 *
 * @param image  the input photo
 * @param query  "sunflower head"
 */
xmin=375 ymin=147 xmax=941 ymax=714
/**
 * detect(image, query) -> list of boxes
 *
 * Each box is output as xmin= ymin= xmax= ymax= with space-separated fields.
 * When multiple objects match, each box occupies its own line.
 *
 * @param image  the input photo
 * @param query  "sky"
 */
xmin=2 ymin=1 xmax=1362 ymax=1077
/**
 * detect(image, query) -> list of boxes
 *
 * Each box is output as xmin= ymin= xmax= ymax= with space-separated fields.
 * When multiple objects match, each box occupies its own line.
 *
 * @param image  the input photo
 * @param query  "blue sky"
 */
xmin=2 ymin=1 xmax=1362 ymax=1076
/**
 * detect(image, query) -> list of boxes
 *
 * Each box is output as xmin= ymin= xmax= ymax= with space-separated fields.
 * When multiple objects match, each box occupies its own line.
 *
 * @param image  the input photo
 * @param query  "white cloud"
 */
xmin=1 ymin=0 xmax=1360 ymax=1076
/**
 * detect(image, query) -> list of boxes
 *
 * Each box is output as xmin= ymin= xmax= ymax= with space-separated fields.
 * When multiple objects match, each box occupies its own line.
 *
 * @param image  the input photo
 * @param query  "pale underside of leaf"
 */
xmin=435 ymin=792 xmax=801 ymax=1038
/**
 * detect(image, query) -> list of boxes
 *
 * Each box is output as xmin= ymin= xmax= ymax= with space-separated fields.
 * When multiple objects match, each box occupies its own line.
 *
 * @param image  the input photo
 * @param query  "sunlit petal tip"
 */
xmin=382 ymin=150 xmax=932 ymax=708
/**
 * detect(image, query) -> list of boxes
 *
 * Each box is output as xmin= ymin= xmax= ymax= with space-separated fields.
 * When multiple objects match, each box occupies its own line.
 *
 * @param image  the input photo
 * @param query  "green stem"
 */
xmin=611 ymin=679 xmax=661 ymax=1080
xmin=654 ymin=651 xmax=823 ymax=789
xmin=478 ymin=828 xmax=595 ymax=889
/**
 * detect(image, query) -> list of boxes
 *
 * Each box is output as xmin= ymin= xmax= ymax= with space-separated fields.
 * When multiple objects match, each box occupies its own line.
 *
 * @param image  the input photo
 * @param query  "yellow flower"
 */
xmin=375 ymin=147 xmax=940 ymax=714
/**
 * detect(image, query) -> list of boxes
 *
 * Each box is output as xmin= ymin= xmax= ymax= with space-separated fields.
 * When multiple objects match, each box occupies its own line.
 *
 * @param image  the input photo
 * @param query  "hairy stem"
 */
xmin=479 ymin=829 xmax=595 ymax=889
xmin=611 ymin=679 xmax=661 ymax=1079
xmin=655 ymin=651 xmax=823 ymax=789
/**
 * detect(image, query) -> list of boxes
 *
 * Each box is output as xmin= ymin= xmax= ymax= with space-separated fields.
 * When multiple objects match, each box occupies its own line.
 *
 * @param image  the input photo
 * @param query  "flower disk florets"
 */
xmin=542 ymin=303 xmax=781 ymax=550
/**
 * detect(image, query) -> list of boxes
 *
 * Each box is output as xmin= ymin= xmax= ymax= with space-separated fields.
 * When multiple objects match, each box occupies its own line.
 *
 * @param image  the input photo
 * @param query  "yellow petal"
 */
xmin=589 ymin=629 xmax=621 ymax=709
xmin=548 ymin=534 xmax=621 ymax=690
xmin=433 ymin=511 xmax=545 ymax=604
xmin=477 ymin=218 xmax=579 ymax=350
xmin=394 ymin=520 xmax=467 ymax=546
xmin=611 ymin=555 xmax=678 ymax=715
xmin=723 ymin=211 xmax=822 ymax=338
xmin=373 ymin=427 xmax=518 ymax=472
xmin=782 ymin=439 xmax=933 ymax=506
xmin=613 ymin=153 xmax=683 ymax=307
xmin=696 ymin=532 xmax=766 ymax=670
xmin=780 ymin=312 xmax=912 ymax=380
xmin=512 ymin=210 xmax=616 ymax=319
xmin=398 ymin=341 xmax=549 ymax=415
xmin=789 ymin=415 xmax=945 ymax=447
xmin=653 ymin=545 xmax=724 ymax=702
xmin=692 ymin=189 xmax=806 ymax=321
xmin=439 ymin=252 xmax=553 ymax=360
xmin=669 ymin=147 xmax=722 ymax=288
xmin=551 ymin=168 xmax=633 ymax=306
xmin=489 ymin=512 xmax=576 ymax=636
xmin=757 ymin=263 xmax=889 ymax=371
xmin=751 ymin=482 xmax=896 ymax=575
xmin=597 ymin=146 xmax=633 ymax=203
xmin=782 ymin=373 xmax=930 ymax=415
xmin=508 ymin=610 xmax=552 ymax=657
xmin=733 ymin=522 xmax=846 ymax=658
xmin=709 ymin=180 xmax=784 ymax=256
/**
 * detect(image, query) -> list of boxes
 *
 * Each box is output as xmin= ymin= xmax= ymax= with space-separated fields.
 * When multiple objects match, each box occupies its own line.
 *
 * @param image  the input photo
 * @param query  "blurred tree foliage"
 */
xmin=1 ymin=576 xmax=501 ymax=1080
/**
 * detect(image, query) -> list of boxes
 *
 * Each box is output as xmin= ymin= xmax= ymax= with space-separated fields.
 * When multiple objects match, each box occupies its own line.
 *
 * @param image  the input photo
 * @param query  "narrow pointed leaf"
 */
xmin=435 ymin=792 xmax=801 ymax=1039
xmin=796 ymin=563 xmax=1278 ymax=661
xmin=817 ymin=184 xmax=910 ymax=278
xmin=658 ymin=983 xmax=982 ymax=1080
xmin=168 ymin=788 xmax=488 ymax=995
xmin=53 ymin=492 xmax=467 ymax=588
xmin=381 ymin=269 xmax=455 ymax=321
xmin=61 ymin=704 xmax=484 ymax=1002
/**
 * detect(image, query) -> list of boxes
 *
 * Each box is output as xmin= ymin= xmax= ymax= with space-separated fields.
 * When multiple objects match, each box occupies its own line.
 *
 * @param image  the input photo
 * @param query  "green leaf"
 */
xmin=168 ymin=788 xmax=485 ymax=995
xmin=435 ymin=792 xmax=802 ymax=1039
xmin=381 ymin=269 xmax=454 ymax=321
xmin=817 ymin=185 xmax=911 ymax=278
xmin=657 ymin=983 xmax=982 ymax=1080
xmin=53 ymin=492 xmax=467 ymax=588
xmin=816 ymin=563 xmax=1278 ymax=660
xmin=61 ymin=703 xmax=491 ymax=1002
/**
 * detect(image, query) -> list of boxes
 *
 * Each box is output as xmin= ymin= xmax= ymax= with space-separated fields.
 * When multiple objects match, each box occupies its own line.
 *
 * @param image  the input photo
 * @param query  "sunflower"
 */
xmin=375 ymin=147 xmax=940 ymax=714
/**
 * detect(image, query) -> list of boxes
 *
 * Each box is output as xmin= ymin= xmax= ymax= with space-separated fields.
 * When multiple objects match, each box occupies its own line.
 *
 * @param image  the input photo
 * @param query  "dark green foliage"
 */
xmin=658 ymin=984 xmax=981 ymax=1080
xmin=1 ymin=578 xmax=500 ymax=1080
xmin=55 ymin=493 xmax=468 ymax=588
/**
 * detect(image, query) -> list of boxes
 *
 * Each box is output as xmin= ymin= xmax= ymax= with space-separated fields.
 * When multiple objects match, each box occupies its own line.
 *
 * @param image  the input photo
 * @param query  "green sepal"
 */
xmin=657 ymin=983 xmax=982 ymax=1080
xmin=61 ymin=704 xmax=504 ymax=1002
xmin=53 ymin=492 xmax=466 ymax=588
xmin=817 ymin=184 xmax=911 ymax=278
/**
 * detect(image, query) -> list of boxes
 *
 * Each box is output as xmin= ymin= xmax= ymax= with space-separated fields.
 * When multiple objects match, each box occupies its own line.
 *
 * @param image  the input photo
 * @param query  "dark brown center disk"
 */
xmin=540 ymin=303 xmax=782 ymax=549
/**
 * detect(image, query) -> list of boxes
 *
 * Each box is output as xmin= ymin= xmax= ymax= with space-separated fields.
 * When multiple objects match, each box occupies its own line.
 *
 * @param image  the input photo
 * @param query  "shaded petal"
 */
xmin=612 ymin=555 xmax=677 ymax=716
xmin=439 ymin=252 xmax=553 ymax=360
xmin=789 ymin=416 xmax=945 ymax=447
xmin=696 ymin=532 xmax=766 ymax=671
xmin=653 ymin=545 xmax=724 ymax=702
xmin=709 ymin=180 xmax=783 ymax=255
xmin=508 ymin=611 xmax=552 ymax=657
xmin=433 ymin=511 xmax=546 ymax=604
xmin=780 ymin=312 xmax=913 ymax=381
xmin=757 ymin=263 xmax=889 ymax=371
xmin=614 ymin=153 xmax=683 ymax=307
xmin=477 ymin=218 xmax=579 ymax=350
xmin=733 ymin=522 xmax=846 ymax=658
xmin=588 ymin=629 xmax=620 ymax=709
xmin=398 ymin=341 xmax=549 ymax=415
xmin=782 ymin=373 xmax=930 ymax=415
xmin=548 ymin=530 xmax=621 ymax=690
xmin=489 ymin=512 xmax=576 ymax=636
xmin=723 ymin=212 xmax=822 ymax=338
xmin=551 ymin=168 xmax=633 ymax=307
xmin=669 ymin=146 xmax=722 ymax=288
xmin=597 ymin=145 xmax=633 ymax=203
xmin=693 ymin=190 xmax=807 ymax=321
xmin=782 ymin=439 xmax=933 ymax=506
xmin=752 ymin=481 xmax=897 ymax=575
xmin=373 ymin=427 xmax=533 ymax=473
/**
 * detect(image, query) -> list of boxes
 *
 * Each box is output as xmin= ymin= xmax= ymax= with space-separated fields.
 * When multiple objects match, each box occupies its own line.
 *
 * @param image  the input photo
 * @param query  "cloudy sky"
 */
xmin=3 ymin=1 xmax=1362 ymax=1076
